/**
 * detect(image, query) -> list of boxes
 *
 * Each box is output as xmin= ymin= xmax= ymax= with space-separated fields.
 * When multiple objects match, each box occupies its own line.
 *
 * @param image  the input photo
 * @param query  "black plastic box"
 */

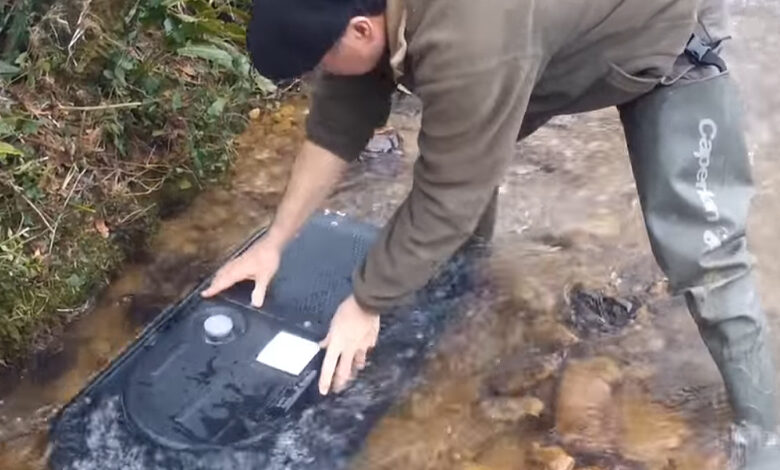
xmin=50 ymin=213 xmax=478 ymax=470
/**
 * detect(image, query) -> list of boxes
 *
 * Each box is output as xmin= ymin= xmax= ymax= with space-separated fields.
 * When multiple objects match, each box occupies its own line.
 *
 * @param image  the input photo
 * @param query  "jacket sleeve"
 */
xmin=305 ymin=63 xmax=396 ymax=162
xmin=352 ymin=2 xmax=543 ymax=312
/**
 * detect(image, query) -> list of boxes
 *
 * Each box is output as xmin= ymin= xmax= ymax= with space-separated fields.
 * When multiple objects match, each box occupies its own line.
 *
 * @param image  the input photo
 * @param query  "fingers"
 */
xmin=319 ymin=345 xmax=369 ymax=396
xmin=319 ymin=340 xmax=362 ymax=395
xmin=202 ymin=246 xmax=279 ymax=303
xmin=317 ymin=297 xmax=380 ymax=395
xmin=201 ymin=266 xmax=242 ymax=298
xmin=201 ymin=240 xmax=280 ymax=300
xmin=319 ymin=341 xmax=340 ymax=395
xmin=333 ymin=348 xmax=355 ymax=393
xmin=250 ymin=283 xmax=267 ymax=308
xmin=319 ymin=332 xmax=331 ymax=349
xmin=249 ymin=266 xmax=276 ymax=308
xmin=353 ymin=349 xmax=367 ymax=371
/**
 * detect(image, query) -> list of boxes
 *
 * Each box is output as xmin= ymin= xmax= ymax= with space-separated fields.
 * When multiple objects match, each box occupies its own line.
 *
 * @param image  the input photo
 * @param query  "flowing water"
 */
xmin=2 ymin=2 xmax=780 ymax=469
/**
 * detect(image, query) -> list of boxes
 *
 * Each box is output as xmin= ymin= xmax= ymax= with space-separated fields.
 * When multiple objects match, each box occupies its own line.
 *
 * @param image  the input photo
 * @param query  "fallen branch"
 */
xmin=58 ymin=101 xmax=147 ymax=112
xmin=125 ymin=176 xmax=166 ymax=196
xmin=2 ymin=175 xmax=55 ymax=234
xmin=279 ymin=78 xmax=302 ymax=95
xmin=117 ymin=202 xmax=156 ymax=225
xmin=20 ymin=193 xmax=54 ymax=233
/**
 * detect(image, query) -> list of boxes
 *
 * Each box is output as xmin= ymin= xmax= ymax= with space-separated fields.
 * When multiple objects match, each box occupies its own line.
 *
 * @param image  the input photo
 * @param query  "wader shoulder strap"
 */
xmin=685 ymin=33 xmax=728 ymax=73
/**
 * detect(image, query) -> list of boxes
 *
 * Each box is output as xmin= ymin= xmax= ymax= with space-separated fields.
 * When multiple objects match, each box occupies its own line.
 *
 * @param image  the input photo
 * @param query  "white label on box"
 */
xmin=256 ymin=331 xmax=320 ymax=376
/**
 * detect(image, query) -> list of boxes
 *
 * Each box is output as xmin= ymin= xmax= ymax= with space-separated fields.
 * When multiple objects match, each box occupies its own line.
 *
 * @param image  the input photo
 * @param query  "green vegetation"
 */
xmin=0 ymin=0 xmax=280 ymax=365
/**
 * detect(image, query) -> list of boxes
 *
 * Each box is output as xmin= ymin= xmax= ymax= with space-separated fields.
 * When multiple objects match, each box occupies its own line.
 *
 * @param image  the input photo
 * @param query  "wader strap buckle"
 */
xmin=685 ymin=34 xmax=727 ymax=72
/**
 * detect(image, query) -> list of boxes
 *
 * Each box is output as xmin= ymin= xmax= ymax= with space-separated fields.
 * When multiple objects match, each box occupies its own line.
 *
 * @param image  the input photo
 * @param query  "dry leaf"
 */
xmin=179 ymin=64 xmax=198 ymax=77
xmin=248 ymin=108 xmax=261 ymax=120
xmin=81 ymin=127 xmax=103 ymax=153
xmin=94 ymin=219 xmax=110 ymax=238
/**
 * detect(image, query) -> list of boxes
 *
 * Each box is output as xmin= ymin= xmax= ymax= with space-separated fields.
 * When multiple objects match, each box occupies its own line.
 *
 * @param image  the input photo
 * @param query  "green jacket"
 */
xmin=305 ymin=0 xmax=730 ymax=312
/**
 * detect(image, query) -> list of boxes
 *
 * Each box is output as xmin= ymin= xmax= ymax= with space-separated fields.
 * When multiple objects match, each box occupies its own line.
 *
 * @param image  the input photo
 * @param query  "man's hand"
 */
xmin=201 ymin=238 xmax=282 ymax=307
xmin=319 ymin=295 xmax=380 ymax=395
xmin=201 ymin=140 xmax=346 ymax=305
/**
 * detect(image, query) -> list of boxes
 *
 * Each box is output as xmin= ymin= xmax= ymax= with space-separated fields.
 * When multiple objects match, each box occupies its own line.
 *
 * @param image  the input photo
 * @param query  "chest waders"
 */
xmin=619 ymin=32 xmax=779 ymax=469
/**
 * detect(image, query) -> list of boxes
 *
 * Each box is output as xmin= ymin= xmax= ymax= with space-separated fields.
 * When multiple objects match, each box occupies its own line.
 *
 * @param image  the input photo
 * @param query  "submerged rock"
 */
xmin=617 ymin=395 xmax=690 ymax=462
xmin=527 ymin=317 xmax=581 ymax=349
xmin=511 ymin=277 xmax=559 ymax=315
xmin=527 ymin=443 xmax=575 ymax=470
xmin=479 ymin=396 xmax=545 ymax=422
xmin=472 ymin=434 xmax=531 ymax=469
xmin=567 ymin=289 xmax=639 ymax=337
xmin=555 ymin=356 xmax=695 ymax=467
xmin=555 ymin=357 xmax=622 ymax=452
xmin=470 ymin=438 xmax=577 ymax=470
xmin=487 ymin=351 xmax=565 ymax=397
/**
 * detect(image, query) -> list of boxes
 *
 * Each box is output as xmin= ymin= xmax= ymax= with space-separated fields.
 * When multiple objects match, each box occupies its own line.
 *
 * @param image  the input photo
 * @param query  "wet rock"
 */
xmin=647 ymin=279 xmax=669 ymax=297
xmin=527 ymin=315 xmax=581 ymax=349
xmin=479 ymin=396 xmax=545 ymax=422
xmin=511 ymin=277 xmax=559 ymax=315
xmin=618 ymin=395 xmax=689 ymax=462
xmin=556 ymin=368 xmax=691 ymax=467
xmin=555 ymin=357 xmax=622 ymax=451
xmin=567 ymin=288 xmax=639 ymax=337
xmin=473 ymin=434 xmax=530 ymax=469
xmin=527 ymin=443 xmax=576 ymax=470
xmin=488 ymin=351 xmax=565 ymax=396
xmin=355 ymin=128 xmax=405 ymax=178
xmin=658 ymin=449 xmax=727 ymax=470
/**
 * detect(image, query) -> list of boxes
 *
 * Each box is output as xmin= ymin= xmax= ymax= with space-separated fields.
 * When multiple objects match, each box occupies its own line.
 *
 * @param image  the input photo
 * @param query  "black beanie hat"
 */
xmin=247 ymin=0 xmax=356 ymax=80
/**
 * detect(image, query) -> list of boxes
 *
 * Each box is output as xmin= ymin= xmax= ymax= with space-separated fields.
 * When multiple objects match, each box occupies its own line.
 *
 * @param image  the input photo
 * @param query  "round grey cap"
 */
xmin=204 ymin=314 xmax=234 ymax=341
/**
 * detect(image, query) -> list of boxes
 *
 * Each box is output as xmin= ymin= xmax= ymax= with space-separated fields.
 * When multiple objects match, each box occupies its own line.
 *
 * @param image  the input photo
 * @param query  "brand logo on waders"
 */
xmin=695 ymin=118 xmax=727 ymax=250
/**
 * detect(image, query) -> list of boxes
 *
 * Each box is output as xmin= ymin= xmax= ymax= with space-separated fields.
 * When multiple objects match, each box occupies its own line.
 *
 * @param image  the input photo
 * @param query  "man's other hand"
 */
xmin=319 ymin=295 xmax=380 ymax=395
xmin=201 ymin=239 xmax=281 ymax=307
